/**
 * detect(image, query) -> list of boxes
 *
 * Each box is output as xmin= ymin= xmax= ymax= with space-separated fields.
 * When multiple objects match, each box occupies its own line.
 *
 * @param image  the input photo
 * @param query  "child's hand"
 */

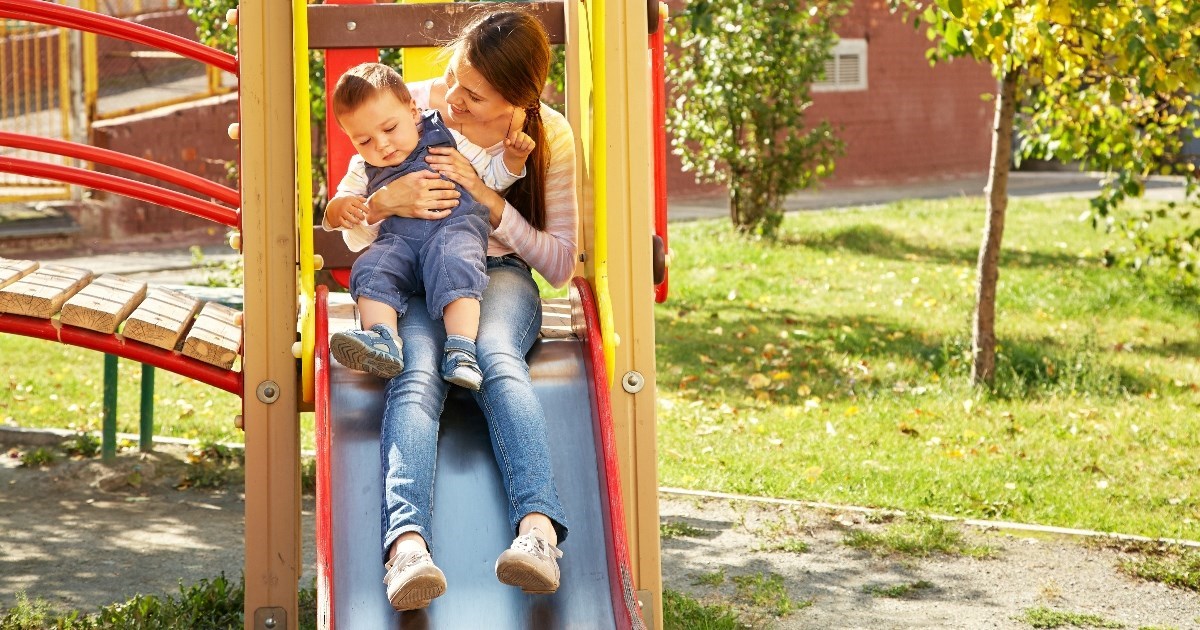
xmin=504 ymin=130 xmax=536 ymax=161
xmin=329 ymin=195 xmax=370 ymax=228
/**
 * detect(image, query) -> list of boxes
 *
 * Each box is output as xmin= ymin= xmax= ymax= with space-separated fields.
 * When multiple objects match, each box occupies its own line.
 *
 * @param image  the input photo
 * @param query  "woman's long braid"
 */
xmin=455 ymin=10 xmax=551 ymax=231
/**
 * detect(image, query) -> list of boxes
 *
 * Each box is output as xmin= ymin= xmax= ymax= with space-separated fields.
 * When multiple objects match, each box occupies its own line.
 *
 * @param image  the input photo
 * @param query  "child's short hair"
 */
xmin=331 ymin=62 xmax=412 ymax=120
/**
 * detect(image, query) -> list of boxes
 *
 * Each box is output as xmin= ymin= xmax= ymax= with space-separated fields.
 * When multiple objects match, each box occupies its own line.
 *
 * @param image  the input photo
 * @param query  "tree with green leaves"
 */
xmin=666 ymin=0 xmax=848 ymax=237
xmin=895 ymin=0 xmax=1200 ymax=384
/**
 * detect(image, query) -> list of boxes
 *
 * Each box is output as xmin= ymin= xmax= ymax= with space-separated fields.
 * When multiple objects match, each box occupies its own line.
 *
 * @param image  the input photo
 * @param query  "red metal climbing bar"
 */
xmin=0 ymin=131 xmax=241 ymax=208
xmin=0 ymin=156 xmax=240 ymax=227
xmin=0 ymin=314 xmax=241 ymax=394
xmin=0 ymin=0 xmax=238 ymax=74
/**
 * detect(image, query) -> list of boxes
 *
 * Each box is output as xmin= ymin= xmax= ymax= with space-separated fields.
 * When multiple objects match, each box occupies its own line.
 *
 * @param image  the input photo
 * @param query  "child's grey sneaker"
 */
xmin=383 ymin=550 xmax=446 ymax=612
xmin=330 ymin=323 xmax=404 ymax=379
xmin=494 ymin=528 xmax=563 ymax=594
xmin=441 ymin=335 xmax=483 ymax=391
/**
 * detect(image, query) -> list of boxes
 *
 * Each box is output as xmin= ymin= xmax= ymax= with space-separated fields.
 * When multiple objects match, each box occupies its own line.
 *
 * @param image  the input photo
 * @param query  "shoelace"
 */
xmin=385 ymin=551 xmax=429 ymax=576
xmin=513 ymin=533 xmax=563 ymax=560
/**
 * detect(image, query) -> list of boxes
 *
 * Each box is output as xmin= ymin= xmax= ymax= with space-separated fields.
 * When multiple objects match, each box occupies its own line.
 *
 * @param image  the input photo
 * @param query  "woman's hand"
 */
xmin=366 ymin=170 xmax=459 ymax=223
xmin=426 ymin=147 xmax=506 ymax=226
xmin=325 ymin=195 xmax=370 ymax=229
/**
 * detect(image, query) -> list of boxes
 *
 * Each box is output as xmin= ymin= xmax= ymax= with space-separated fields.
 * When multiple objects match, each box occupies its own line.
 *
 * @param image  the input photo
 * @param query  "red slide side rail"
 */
xmin=572 ymin=277 xmax=646 ymax=629
xmin=314 ymin=286 xmax=337 ymax=629
xmin=0 ymin=132 xmax=240 ymax=208
xmin=650 ymin=4 xmax=670 ymax=304
xmin=0 ymin=157 xmax=240 ymax=227
xmin=0 ymin=314 xmax=241 ymax=394
xmin=0 ymin=0 xmax=238 ymax=75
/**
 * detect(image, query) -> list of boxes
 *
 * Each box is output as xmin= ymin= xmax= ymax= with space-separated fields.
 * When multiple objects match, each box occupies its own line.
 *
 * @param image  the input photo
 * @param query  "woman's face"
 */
xmin=442 ymin=52 xmax=515 ymax=127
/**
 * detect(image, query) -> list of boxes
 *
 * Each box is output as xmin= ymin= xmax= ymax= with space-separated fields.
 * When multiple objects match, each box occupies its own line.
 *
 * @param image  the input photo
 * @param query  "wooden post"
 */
xmin=587 ymin=0 xmax=663 ymax=624
xmin=238 ymin=1 xmax=302 ymax=628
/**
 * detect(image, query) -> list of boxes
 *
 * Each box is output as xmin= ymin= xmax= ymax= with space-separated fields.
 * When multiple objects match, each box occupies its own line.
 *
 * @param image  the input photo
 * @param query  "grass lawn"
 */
xmin=1 ymin=195 xmax=1196 ymax=542
xmin=656 ymin=196 xmax=1199 ymax=541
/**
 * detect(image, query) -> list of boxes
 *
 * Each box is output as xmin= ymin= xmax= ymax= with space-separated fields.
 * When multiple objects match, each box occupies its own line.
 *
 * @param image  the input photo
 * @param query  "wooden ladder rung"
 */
xmin=60 ymin=274 xmax=148 ymax=334
xmin=123 ymin=286 xmax=203 ymax=351
xmin=0 ymin=257 xmax=39 ymax=290
xmin=182 ymin=301 xmax=241 ymax=370
xmin=0 ymin=265 xmax=93 ymax=318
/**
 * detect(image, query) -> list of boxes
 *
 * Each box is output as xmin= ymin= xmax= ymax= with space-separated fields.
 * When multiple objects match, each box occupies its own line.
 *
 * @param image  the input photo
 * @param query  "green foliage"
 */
xmin=843 ymin=516 xmax=997 ymax=559
xmin=0 ymin=576 xmax=320 ymax=630
xmin=662 ymin=589 xmax=744 ymax=630
xmin=1120 ymin=548 xmax=1200 ymax=593
xmin=661 ymin=519 xmax=708 ymax=539
xmin=730 ymin=573 xmax=809 ymax=617
xmin=666 ymin=0 xmax=847 ymax=237
xmin=1019 ymin=606 xmax=1125 ymax=629
xmin=182 ymin=0 xmax=237 ymax=55
xmin=18 ymin=447 xmax=55 ymax=468
xmin=62 ymin=433 xmax=100 ymax=458
xmin=897 ymin=0 xmax=1200 ymax=275
xmin=862 ymin=579 xmax=934 ymax=598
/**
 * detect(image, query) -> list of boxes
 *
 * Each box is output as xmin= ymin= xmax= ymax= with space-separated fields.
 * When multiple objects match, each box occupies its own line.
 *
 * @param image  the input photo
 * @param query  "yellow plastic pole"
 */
xmin=294 ymin=0 xmax=316 ymax=403
xmin=592 ymin=0 xmax=617 ymax=385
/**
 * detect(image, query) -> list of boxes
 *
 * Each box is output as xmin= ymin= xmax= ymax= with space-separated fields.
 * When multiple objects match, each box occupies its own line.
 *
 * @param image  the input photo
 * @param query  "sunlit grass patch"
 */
xmin=843 ymin=516 xmax=997 ymax=559
xmin=657 ymin=197 xmax=1200 ymax=541
xmin=1018 ymin=605 xmax=1124 ymax=628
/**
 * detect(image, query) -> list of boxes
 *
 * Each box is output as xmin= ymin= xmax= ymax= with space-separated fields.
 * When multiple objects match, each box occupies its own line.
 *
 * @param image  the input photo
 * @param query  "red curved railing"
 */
xmin=0 ymin=157 xmax=239 ymax=227
xmin=571 ymin=276 xmax=646 ymax=630
xmin=0 ymin=132 xmax=240 ymax=208
xmin=0 ymin=0 xmax=238 ymax=75
xmin=0 ymin=313 xmax=241 ymax=394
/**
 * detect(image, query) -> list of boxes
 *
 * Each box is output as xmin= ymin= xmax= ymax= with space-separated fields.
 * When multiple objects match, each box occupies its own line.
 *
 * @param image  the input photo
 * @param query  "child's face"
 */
xmin=443 ymin=53 xmax=516 ymax=127
xmin=338 ymin=92 xmax=421 ymax=168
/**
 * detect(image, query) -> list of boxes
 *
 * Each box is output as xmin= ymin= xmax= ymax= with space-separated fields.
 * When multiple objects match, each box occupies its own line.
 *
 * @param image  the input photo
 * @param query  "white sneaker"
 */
xmin=383 ymin=550 xmax=446 ymax=611
xmin=494 ymin=528 xmax=563 ymax=594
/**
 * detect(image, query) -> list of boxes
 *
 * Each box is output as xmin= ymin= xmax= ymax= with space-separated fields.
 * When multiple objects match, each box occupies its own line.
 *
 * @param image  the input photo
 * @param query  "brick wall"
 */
xmin=665 ymin=0 xmax=996 ymax=201
xmin=84 ymin=93 xmax=238 ymax=247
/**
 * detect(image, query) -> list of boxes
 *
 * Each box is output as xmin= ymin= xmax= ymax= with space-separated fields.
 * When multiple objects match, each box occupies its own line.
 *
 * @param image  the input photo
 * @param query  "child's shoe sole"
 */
xmin=331 ymin=332 xmax=405 ymax=379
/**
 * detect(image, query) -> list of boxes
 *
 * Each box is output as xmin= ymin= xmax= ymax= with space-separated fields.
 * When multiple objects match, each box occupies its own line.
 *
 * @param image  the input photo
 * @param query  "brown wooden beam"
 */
xmin=307 ymin=1 xmax=566 ymax=49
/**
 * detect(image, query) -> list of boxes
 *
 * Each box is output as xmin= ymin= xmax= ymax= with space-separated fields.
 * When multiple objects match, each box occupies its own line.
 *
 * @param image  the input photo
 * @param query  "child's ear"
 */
xmin=410 ymin=102 xmax=420 ymax=121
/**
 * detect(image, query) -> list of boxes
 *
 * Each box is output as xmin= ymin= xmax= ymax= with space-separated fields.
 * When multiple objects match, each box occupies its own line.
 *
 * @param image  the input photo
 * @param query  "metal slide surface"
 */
xmin=326 ymin=337 xmax=620 ymax=628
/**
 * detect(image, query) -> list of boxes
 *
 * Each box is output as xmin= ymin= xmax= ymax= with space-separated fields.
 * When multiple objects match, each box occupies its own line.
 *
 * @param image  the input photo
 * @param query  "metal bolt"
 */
xmin=256 ymin=381 xmax=280 ymax=404
xmin=263 ymin=618 xmax=276 ymax=629
xmin=346 ymin=21 xmax=357 ymax=31
xmin=423 ymin=19 xmax=434 ymax=29
xmin=621 ymin=371 xmax=645 ymax=394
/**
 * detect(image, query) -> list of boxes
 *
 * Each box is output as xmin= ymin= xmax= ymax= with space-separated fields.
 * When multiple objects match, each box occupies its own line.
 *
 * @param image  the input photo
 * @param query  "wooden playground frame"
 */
xmin=0 ymin=1 xmax=663 ymax=627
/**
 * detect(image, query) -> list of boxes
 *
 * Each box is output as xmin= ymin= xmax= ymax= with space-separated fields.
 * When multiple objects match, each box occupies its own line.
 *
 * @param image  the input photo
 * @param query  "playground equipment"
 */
xmin=0 ymin=0 xmax=664 ymax=627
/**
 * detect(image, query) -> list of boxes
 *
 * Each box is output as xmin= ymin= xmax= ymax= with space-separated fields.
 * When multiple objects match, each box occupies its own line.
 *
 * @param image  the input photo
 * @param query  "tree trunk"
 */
xmin=971 ymin=67 xmax=1020 ymax=385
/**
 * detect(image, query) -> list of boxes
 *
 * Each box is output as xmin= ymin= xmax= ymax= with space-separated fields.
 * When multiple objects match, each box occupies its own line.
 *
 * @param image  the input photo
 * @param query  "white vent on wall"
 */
xmin=814 ymin=39 xmax=867 ymax=92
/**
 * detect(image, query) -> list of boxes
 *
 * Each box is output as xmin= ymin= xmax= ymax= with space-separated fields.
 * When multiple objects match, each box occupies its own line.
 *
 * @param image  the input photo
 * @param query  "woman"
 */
xmin=324 ymin=10 xmax=576 ymax=612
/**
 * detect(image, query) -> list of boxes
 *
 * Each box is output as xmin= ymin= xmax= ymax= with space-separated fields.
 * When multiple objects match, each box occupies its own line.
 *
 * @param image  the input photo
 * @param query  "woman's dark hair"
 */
xmin=452 ymin=10 xmax=551 ymax=230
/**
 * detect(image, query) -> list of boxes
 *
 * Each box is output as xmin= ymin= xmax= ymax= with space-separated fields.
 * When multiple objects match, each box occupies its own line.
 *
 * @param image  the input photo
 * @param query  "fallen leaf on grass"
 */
xmin=747 ymin=373 xmax=771 ymax=389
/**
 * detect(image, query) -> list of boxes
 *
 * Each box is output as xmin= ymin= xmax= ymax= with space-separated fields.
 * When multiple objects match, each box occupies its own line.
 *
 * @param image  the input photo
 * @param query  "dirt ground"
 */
xmin=2 ymin=437 xmax=1198 ymax=629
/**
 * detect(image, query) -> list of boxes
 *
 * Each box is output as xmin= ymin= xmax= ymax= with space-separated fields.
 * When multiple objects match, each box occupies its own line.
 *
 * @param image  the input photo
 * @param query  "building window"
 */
xmin=813 ymin=39 xmax=867 ymax=92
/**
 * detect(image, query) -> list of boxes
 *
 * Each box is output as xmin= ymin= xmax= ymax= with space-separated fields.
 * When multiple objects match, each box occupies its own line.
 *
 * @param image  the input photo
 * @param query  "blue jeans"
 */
xmin=379 ymin=256 xmax=569 ymax=558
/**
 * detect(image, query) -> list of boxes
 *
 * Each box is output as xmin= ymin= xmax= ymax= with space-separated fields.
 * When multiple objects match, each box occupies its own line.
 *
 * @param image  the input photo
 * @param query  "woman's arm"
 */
xmin=363 ymin=170 xmax=460 ymax=224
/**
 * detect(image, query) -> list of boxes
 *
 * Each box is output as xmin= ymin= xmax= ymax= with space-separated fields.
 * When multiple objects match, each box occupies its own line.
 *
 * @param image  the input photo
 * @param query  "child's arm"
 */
xmin=502 ymin=129 xmax=535 ymax=182
xmin=322 ymin=155 xmax=380 ymax=252
xmin=449 ymin=128 xmax=524 ymax=191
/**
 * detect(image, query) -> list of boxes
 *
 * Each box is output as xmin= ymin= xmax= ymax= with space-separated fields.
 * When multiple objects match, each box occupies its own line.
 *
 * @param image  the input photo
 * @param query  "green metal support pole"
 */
xmin=140 ymin=364 xmax=154 ymax=452
xmin=102 ymin=353 xmax=118 ymax=462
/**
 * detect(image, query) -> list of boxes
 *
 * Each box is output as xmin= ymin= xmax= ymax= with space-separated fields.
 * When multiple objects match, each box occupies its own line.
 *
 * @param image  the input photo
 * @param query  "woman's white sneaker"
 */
xmin=494 ymin=528 xmax=563 ymax=594
xmin=383 ymin=550 xmax=446 ymax=611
